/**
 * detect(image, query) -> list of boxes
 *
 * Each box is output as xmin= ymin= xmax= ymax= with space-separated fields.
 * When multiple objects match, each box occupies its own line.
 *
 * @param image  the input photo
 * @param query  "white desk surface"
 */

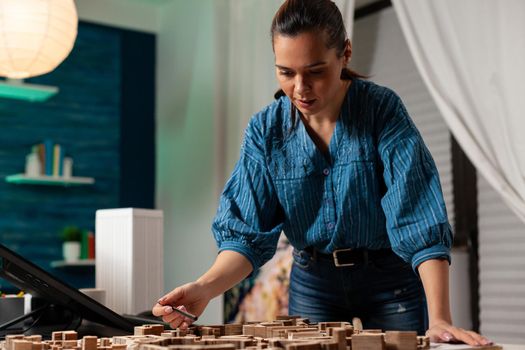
xmin=431 ymin=344 xmax=525 ymax=350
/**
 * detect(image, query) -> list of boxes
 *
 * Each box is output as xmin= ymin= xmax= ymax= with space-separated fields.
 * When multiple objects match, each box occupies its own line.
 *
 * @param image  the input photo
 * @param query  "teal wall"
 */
xmin=0 ymin=23 xmax=121 ymax=290
xmin=0 ymin=21 xmax=156 ymax=292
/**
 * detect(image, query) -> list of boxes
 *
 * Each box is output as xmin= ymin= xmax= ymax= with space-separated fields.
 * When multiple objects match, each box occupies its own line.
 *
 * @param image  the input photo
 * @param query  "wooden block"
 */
xmin=157 ymin=338 xmax=174 ymax=347
xmin=31 ymin=342 xmax=44 ymax=350
xmin=62 ymin=332 xmax=78 ymax=341
xmin=61 ymin=341 xmax=77 ymax=349
xmin=207 ymin=325 xmax=226 ymax=337
xmin=384 ymin=331 xmax=417 ymax=350
xmin=276 ymin=315 xmax=302 ymax=320
xmin=295 ymin=318 xmax=310 ymax=326
xmin=331 ymin=328 xmax=346 ymax=350
xmin=200 ymin=328 xmax=216 ymax=337
xmin=149 ymin=325 xmax=166 ymax=336
xmin=135 ymin=327 xmax=149 ymax=336
xmin=327 ymin=327 xmax=353 ymax=338
xmin=81 ymin=336 xmax=97 ymax=350
xmin=6 ymin=335 xmax=25 ymax=350
xmin=286 ymin=328 xmax=320 ymax=338
xmin=12 ymin=341 xmax=32 ymax=350
xmin=318 ymin=323 xmax=349 ymax=331
xmin=52 ymin=334 xmax=63 ymax=342
xmin=166 ymin=345 xmax=236 ymax=350
xmin=252 ymin=326 xmax=268 ymax=339
xmin=25 ymin=337 xmax=42 ymax=343
xmin=344 ymin=326 xmax=354 ymax=336
xmin=5 ymin=334 xmax=25 ymax=341
xmin=134 ymin=325 xmax=165 ymax=336
xmin=219 ymin=336 xmax=254 ymax=340
xmin=269 ymin=326 xmax=310 ymax=339
xmin=170 ymin=337 xmax=198 ymax=345
xmin=201 ymin=338 xmax=256 ymax=349
xmin=224 ymin=324 xmax=243 ymax=336
xmin=138 ymin=345 xmax=165 ymax=350
xmin=268 ymin=339 xmax=312 ymax=348
xmin=99 ymin=338 xmax=111 ymax=347
xmin=319 ymin=341 xmax=339 ymax=350
xmin=271 ymin=318 xmax=295 ymax=326
xmin=288 ymin=332 xmax=323 ymax=340
xmin=346 ymin=337 xmax=352 ymax=346
xmin=416 ymin=336 xmax=429 ymax=350
xmin=351 ymin=333 xmax=385 ymax=350
xmin=242 ymin=325 xmax=255 ymax=337
xmin=111 ymin=337 xmax=130 ymax=346
xmin=258 ymin=339 xmax=269 ymax=349
xmin=201 ymin=336 xmax=217 ymax=340
xmin=285 ymin=341 xmax=322 ymax=350
xmin=111 ymin=345 xmax=126 ymax=350
xmin=160 ymin=330 xmax=179 ymax=337
xmin=260 ymin=322 xmax=282 ymax=327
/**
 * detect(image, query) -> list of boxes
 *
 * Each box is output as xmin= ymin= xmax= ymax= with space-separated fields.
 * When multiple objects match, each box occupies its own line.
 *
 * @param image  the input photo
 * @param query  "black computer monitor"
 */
xmin=0 ymin=243 xmax=135 ymax=332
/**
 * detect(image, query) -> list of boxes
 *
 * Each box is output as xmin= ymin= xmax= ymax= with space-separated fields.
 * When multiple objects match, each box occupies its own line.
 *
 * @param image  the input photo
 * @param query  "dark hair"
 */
xmin=271 ymin=0 xmax=365 ymax=126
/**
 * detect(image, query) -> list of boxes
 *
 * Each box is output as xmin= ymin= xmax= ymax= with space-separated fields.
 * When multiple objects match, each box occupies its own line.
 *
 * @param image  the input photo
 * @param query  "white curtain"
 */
xmin=213 ymin=0 xmax=356 ymax=193
xmin=391 ymin=0 xmax=525 ymax=222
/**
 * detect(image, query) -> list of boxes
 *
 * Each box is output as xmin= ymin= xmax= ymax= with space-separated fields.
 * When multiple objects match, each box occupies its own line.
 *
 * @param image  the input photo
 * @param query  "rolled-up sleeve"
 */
xmin=377 ymin=92 xmax=453 ymax=272
xmin=212 ymin=117 xmax=284 ymax=271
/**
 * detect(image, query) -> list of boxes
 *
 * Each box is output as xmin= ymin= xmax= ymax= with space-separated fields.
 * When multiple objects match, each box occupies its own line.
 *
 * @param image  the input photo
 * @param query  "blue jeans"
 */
xmin=289 ymin=248 xmax=428 ymax=335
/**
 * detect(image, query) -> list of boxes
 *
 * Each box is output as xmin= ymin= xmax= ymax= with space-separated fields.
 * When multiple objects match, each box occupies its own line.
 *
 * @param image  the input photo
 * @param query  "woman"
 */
xmin=153 ymin=0 xmax=489 ymax=346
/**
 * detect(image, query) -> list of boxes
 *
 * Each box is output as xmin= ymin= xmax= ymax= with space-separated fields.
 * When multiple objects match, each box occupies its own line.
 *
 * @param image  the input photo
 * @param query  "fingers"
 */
xmin=427 ymin=325 xmax=492 ymax=346
xmin=158 ymin=287 xmax=184 ymax=306
xmin=153 ymin=303 xmax=194 ymax=330
xmin=165 ymin=306 xmax=195 ymax=329
xmin=152 ymin=287 xmax=185 ymax=317
xmin=152 ymin=303 xmax=172 ymax=317
xmin=164 ymin=306 xmax=185 ymax=328
xmin=448 ymin=327 xmax=493 ymax=346
xmin=447 ymin=327 xmax=478 ymax=346
xmin=465 ymin=330 xmax=492 ymax=346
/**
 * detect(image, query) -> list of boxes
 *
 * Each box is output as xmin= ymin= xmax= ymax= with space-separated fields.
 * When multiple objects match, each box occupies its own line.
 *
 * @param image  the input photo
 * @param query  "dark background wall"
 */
xmin=0 ymin=22 xmax=155 ymax=290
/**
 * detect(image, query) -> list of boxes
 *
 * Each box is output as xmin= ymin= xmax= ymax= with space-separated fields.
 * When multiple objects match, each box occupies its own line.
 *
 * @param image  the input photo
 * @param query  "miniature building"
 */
xmin=0 ymin=317 xmax=500 ymax=350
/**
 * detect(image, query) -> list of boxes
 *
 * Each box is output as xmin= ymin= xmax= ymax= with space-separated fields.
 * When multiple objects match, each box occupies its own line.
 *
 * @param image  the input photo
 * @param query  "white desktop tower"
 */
xmin=95 ymin=208 xmax=163 ymax=315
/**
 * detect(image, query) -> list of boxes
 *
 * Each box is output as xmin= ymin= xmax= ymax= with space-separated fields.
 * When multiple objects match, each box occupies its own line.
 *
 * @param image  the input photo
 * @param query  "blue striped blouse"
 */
xmin=212 ymin=78 xmax=453 ymax=272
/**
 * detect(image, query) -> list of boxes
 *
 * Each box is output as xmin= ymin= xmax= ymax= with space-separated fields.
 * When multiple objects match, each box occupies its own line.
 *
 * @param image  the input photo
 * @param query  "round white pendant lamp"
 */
xmin=0 ymin=0 xmax=78 ymax=79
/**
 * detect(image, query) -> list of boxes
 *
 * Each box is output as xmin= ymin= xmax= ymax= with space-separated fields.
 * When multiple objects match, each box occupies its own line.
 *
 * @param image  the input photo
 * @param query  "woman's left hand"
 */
xmin=426 ymin=320 xmax=492 ymax=346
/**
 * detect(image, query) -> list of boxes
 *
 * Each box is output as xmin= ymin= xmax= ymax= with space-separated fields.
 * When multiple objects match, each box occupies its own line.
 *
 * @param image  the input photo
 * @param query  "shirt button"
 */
xmin=327 ymin=222 xmax=334 ymax=229
xmin=323 ymin=168 xmax=330 ymax=176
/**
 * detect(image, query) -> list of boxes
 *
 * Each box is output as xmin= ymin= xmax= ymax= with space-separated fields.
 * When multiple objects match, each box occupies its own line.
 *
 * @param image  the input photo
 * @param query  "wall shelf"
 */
xmin=5 ymin=174 xmax=95 ymax=186
xmin=51 ymin=259 xmax=95 ymax=268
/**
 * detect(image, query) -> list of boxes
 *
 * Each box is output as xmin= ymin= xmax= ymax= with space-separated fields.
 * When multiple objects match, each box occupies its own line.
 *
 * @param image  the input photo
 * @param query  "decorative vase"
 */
xmin=63 ymin=241 xmax=80 ymax=262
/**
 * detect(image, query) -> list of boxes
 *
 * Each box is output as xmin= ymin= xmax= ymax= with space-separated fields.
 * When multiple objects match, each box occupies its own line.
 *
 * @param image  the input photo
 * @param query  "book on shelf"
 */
xmin=44 ymin=139 xmax=54 ymax=176
xmin=30 ymin=140 xmax=68 ymax=177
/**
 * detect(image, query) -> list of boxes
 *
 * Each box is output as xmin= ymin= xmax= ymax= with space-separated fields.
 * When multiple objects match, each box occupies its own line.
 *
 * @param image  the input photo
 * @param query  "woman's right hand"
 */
xmin=152 ymin=281 xmax=211 ymax=329
xmin=152 ymin=251 xmax=253 ymax=329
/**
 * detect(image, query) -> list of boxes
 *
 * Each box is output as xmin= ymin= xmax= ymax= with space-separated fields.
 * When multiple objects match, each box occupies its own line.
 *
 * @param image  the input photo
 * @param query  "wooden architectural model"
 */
xmin=0 ymin=316 xmax=501 ymax=350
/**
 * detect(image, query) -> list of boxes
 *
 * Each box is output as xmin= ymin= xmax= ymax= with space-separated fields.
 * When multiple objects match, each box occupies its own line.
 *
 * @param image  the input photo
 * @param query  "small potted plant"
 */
xmin=61 ymin=226 xmax=82 ymax=262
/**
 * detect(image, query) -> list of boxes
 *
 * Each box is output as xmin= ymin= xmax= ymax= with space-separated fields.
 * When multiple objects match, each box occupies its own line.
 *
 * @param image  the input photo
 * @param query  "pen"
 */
xmin=170 ymin=306 xmax=198 ymax=322
xmin=158 ymin=300 xmax=198 ymax=322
